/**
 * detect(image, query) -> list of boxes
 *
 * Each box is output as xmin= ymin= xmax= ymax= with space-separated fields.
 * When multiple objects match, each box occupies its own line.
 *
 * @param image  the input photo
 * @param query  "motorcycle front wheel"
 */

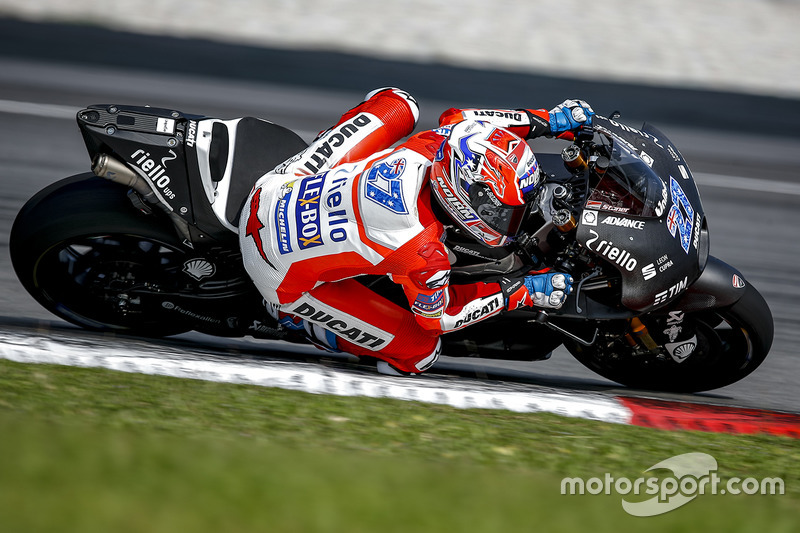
xmin=564 ymin=281 xmax=773 ymax=392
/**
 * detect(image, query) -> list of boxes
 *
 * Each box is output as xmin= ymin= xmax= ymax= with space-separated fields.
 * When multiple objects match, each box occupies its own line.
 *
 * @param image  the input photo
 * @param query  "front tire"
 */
xmin=565 ymin=281 xmax=773 ymax=392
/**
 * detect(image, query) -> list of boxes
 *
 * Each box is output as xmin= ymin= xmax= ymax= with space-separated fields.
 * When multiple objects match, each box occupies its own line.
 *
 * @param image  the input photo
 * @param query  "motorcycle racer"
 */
xmin=240 ymin=88 xmax=593 ymax=375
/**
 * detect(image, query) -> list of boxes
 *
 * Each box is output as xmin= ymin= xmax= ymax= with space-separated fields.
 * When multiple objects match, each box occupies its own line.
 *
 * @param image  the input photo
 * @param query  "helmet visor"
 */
xmin=469 ymin=184 xmax=530 ymax=238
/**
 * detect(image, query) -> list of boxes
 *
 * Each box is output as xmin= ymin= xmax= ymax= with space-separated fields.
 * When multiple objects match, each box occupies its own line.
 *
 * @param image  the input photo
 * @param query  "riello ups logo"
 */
xmin=585 ymin=229 xmax=638 ymax=272
xmin=130 ymin=149 xmax=177 ymax=200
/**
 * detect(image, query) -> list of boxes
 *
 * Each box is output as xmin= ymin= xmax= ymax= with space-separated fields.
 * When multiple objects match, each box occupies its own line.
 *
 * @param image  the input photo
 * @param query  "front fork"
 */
xmin=624 ymin=313 xmax=700 ymax=364
xmin=627 ymin=316 xmax=660 ymax=352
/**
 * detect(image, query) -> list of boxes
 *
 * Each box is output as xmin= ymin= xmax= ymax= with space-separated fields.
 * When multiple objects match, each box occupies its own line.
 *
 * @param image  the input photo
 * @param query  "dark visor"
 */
xmin=469 ymin=184 xmax=530 ymax=237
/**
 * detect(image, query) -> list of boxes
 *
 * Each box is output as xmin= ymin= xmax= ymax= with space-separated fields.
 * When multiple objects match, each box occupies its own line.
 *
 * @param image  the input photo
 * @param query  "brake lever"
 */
xmin=573 ymin=269 xmax=602 ymax=314
xmin=574 ymin=125 xmax=595 ymax=146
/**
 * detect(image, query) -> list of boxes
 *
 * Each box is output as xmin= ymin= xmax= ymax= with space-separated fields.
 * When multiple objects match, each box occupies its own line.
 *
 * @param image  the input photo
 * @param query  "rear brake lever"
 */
xmin=530 ymin=310 xmax=598 ymax=347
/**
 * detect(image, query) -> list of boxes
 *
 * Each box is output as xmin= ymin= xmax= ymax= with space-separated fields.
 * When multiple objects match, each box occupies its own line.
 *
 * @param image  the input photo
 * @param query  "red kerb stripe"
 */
xmin=619 ymin=397 xmax=800 ymax=438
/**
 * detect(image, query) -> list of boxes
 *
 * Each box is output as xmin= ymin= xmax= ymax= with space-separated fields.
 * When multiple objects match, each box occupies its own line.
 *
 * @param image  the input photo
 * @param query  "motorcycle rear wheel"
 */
xmin=564 ymin=282 xmax=773 ymax=392
xmin=11 ymin=174 xmax=193 ymax=336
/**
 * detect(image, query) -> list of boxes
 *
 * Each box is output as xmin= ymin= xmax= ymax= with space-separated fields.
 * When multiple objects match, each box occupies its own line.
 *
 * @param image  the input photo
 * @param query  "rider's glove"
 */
xmin=524 ymin=272 xmax=573 ymax=309
xmin=548 ymin=99 xmax=594 ymax=134
xmin=499 ymin=272 xmax=574 ymax=310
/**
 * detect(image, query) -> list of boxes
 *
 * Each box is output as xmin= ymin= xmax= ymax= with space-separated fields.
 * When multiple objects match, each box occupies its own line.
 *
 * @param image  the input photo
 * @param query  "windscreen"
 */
xmin=585 ymin=135 xmax=667 ymax=217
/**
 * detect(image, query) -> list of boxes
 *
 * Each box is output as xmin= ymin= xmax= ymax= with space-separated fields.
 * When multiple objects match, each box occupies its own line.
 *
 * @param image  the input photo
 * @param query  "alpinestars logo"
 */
xmin=245 ymin=187 xmax=274 ymax=269
xmin=425 ymin=270 xmax=450 ymax=289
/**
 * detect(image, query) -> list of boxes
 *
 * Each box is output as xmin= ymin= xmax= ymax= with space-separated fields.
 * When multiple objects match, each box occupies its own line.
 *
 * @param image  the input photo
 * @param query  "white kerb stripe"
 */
xmin=0 ymin=330 xmax=632 ymax=423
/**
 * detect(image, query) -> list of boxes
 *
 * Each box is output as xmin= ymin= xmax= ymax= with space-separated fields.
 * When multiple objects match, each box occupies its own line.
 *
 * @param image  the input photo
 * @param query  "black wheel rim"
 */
xmin=33 ymin=234 xmax=188 ymax=332
xmin=686 ymin=311 xmax=754 ymax=371
xmin=569 ymin=309 xmax=756 ymax=391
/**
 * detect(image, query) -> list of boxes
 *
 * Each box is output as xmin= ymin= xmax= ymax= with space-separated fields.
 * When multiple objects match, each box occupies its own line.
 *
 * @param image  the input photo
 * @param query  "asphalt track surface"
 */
xmin=0 ymin=20 xmax=798 ymax=414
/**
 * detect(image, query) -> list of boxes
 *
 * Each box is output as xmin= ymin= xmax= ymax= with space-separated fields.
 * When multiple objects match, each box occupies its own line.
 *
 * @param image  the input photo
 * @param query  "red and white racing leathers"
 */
xmin=239 ymin=88 xmax=553 ymax=373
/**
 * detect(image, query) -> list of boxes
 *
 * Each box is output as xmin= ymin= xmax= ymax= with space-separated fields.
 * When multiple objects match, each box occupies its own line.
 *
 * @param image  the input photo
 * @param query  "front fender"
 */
xmin=672 ymin=255 xmax=748 ymax=312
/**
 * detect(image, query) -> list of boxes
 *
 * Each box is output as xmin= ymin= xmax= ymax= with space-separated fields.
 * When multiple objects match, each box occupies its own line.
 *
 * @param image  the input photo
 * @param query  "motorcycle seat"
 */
xmin=215 ymin=117 xmax=308 ymax=227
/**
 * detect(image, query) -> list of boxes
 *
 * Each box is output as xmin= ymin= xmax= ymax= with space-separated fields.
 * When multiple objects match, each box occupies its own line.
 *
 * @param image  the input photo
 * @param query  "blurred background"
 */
xmin=1 ymin=0 xmax=799 ymax=151
xmin=3 ymin=0 xmax=800 ymax=98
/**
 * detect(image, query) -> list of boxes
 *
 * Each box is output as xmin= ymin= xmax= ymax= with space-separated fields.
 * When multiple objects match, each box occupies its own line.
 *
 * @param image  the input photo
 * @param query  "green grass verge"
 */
xmin=0 ymin=358 xmax=797 ymax=532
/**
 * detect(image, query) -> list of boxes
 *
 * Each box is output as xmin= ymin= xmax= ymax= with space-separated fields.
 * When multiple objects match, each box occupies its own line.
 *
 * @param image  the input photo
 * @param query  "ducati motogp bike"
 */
xmin=10 ymin=104 xmax=773 ymax=392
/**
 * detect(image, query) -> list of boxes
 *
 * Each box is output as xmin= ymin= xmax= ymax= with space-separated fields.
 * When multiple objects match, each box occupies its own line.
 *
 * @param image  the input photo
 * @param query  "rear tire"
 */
xmin=565 ymin=281 xmax=773 ymax=392
xmin=11 ymin=174 xmax=193 ymax=336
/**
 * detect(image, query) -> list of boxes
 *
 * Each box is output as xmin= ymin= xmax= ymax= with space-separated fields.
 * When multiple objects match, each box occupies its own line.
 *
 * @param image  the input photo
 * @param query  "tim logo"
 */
xmin=365 ymin=157 xmax=408 ymax=214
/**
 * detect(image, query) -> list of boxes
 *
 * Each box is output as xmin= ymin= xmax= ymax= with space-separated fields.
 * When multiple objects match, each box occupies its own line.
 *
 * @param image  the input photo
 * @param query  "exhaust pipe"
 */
xmin=91 ymin=154 xmax=194 ymax=246
xmin=92 ymin=153 xmax=160 ymax=202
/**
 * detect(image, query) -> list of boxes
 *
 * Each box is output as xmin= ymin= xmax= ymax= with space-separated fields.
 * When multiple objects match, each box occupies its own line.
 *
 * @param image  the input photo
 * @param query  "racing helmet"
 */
xmin=429 ymin=121 xmax=542 ymax=247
